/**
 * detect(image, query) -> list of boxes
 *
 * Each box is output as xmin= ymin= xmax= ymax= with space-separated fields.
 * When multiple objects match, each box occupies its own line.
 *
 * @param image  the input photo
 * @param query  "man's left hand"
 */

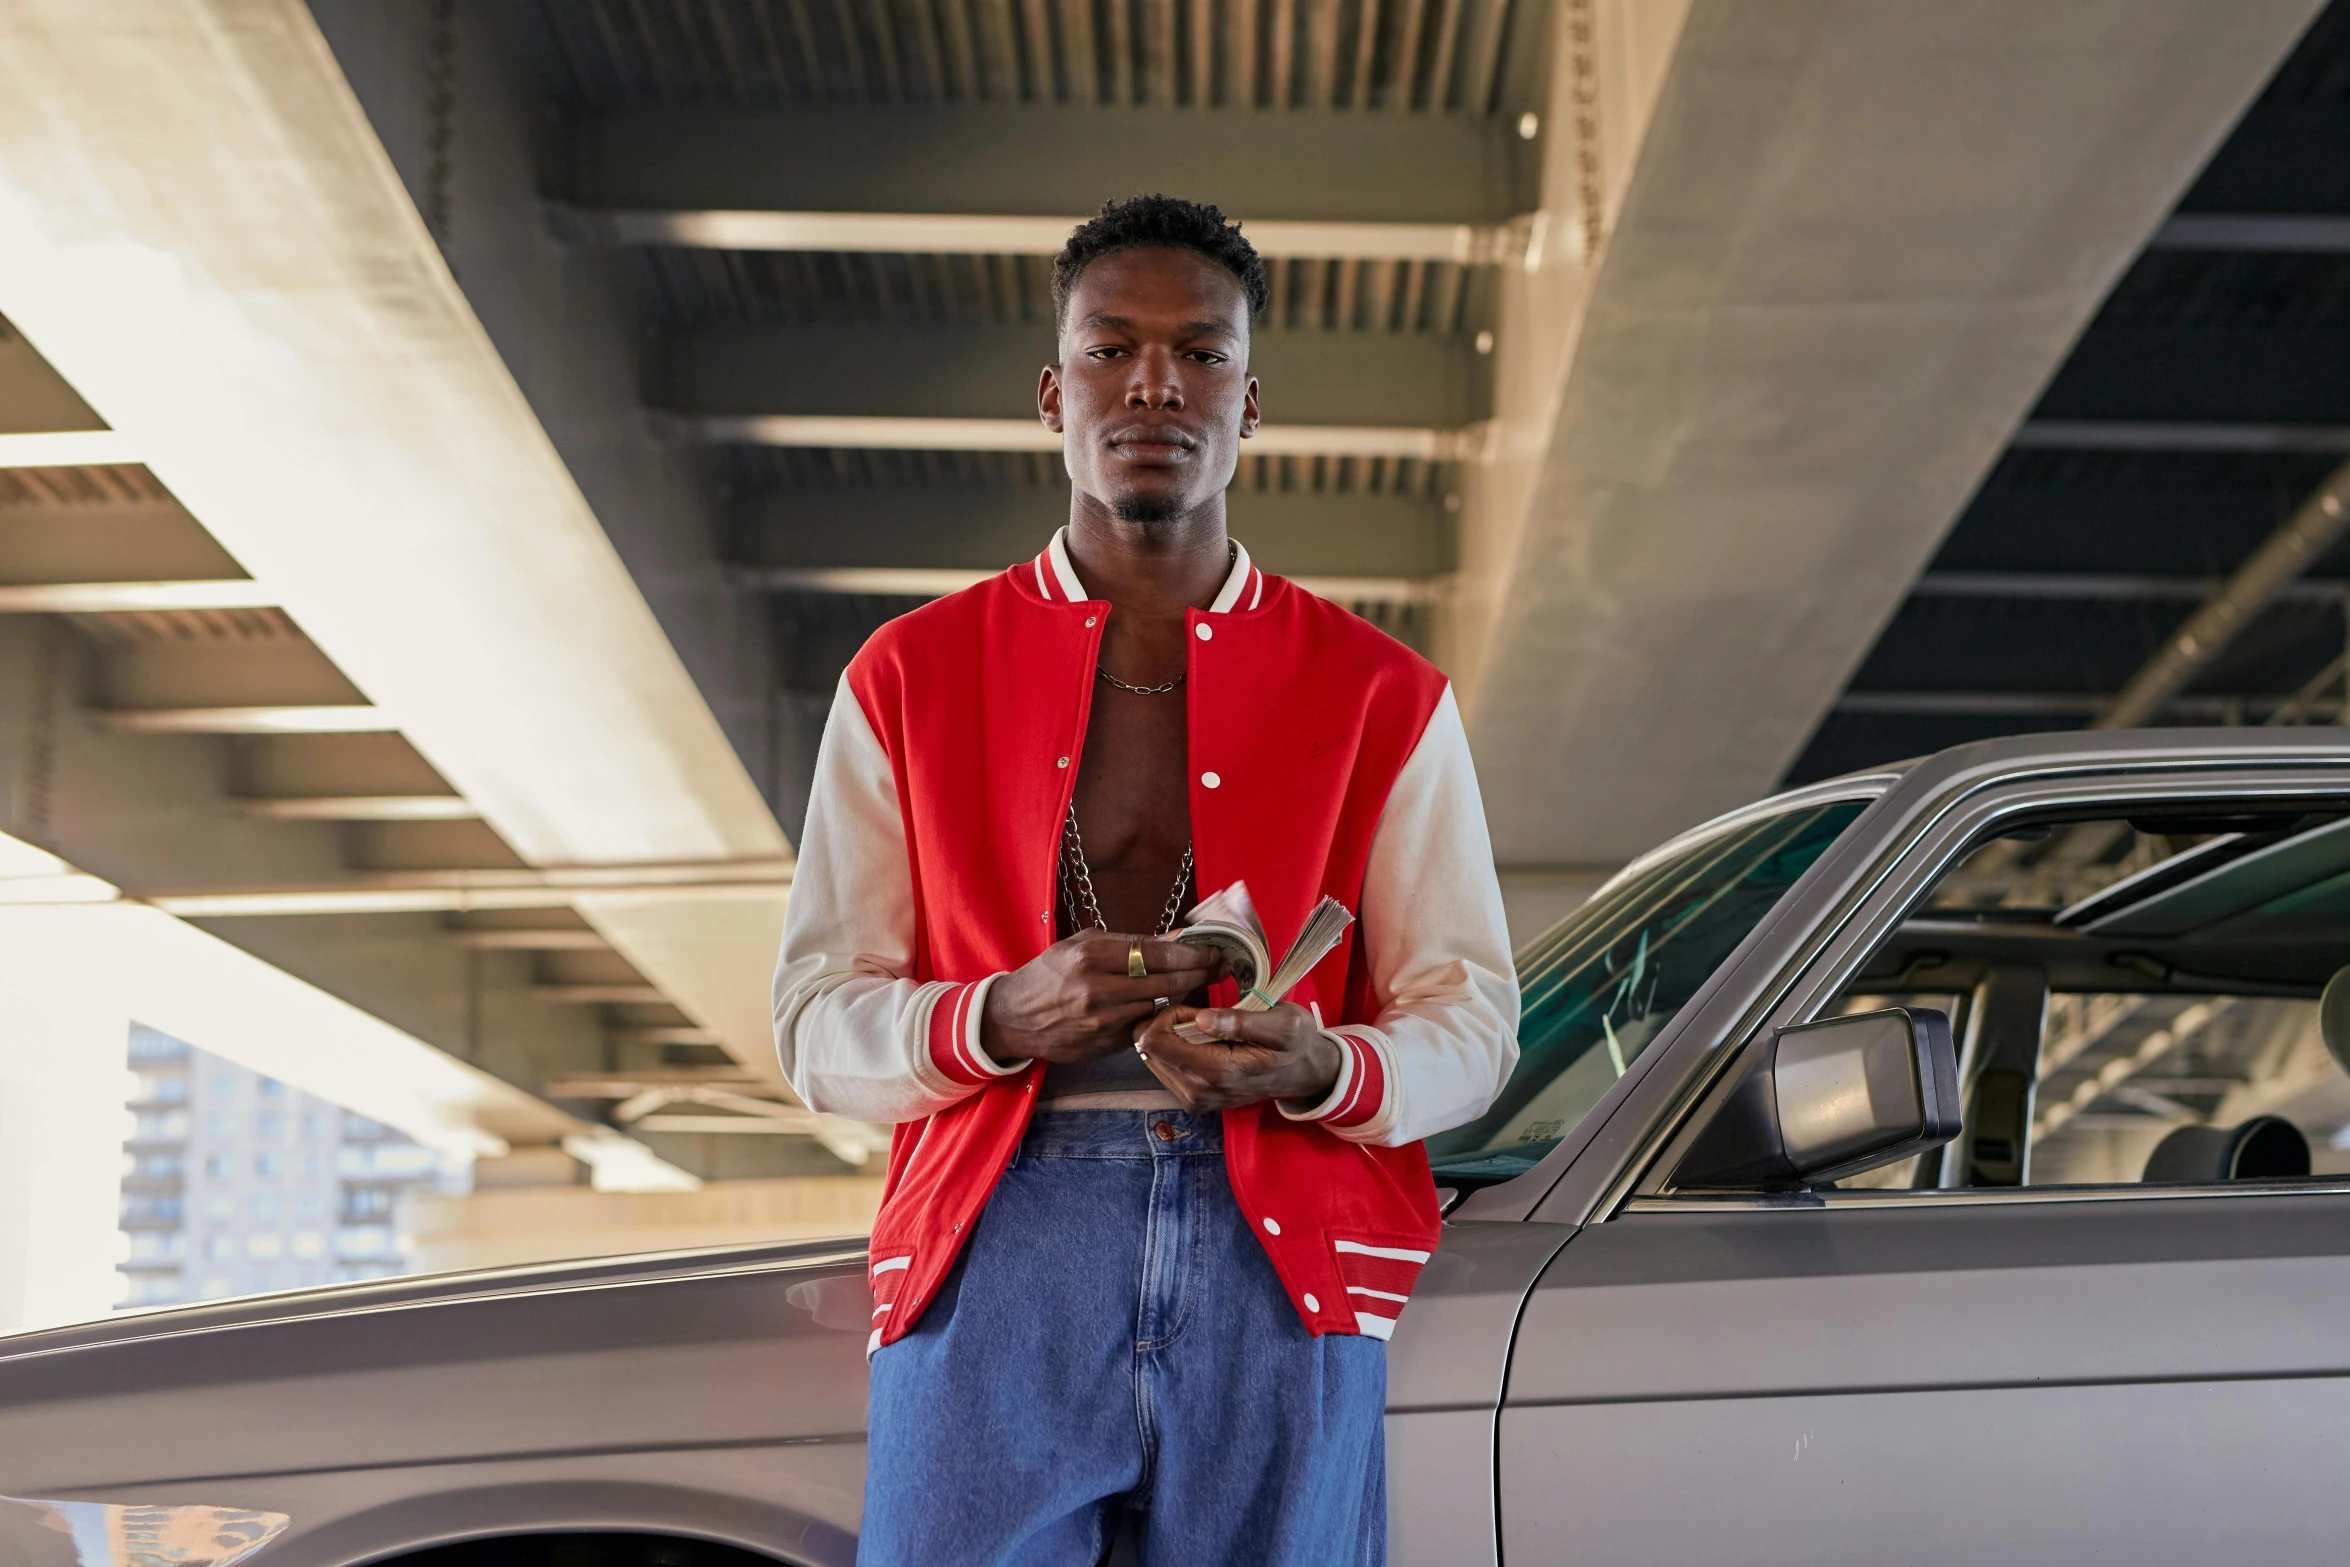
xmin=1132 ymin=1002 xmax=1343 ymax=1113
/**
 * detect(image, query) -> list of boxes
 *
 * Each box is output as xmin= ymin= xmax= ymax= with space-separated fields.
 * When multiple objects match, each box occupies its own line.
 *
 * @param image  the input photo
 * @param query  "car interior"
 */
xmin=1831 ymin=801 xmax=2350 ymax=1191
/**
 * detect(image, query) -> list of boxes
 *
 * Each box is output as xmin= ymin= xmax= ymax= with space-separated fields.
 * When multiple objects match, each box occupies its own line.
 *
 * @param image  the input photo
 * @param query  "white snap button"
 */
xmin=1304 ymin=1293 xmax=1320 ymax=1312
xmin=1201 ymin=771 xmax=1221 ymax=789
xmin=1195 ymin=623 xmax=1213 ymax=641
xmin=1056 ymin=756 xmax=1069 ymax=768
xmin=1262 ymin=1217 xmax=1280 ymax=1235
xmin=1085 ymin=616 xmax=1097 ymax=627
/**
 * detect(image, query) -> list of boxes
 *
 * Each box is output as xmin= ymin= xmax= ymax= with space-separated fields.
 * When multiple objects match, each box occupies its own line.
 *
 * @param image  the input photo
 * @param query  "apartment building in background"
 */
xmin=119 ymin=1025 xmax=463 ymax=1308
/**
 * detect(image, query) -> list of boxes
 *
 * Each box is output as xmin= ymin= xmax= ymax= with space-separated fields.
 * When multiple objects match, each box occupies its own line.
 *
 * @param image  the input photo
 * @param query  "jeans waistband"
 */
xmin=1016 ymin=1108 xmax=1224 ymax=1159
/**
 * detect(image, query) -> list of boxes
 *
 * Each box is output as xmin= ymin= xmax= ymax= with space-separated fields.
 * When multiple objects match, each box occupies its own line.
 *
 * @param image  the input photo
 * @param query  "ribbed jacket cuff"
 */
xmin=1278 ymin=1027 xmax=1389 ymax=1132
xmin=925 ymin=974 xmax=1020 ymax=1086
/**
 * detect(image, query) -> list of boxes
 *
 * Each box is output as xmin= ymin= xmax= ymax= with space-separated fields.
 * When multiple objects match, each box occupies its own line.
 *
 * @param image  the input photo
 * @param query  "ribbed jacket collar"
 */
xmin=1031 ymin=525 xmax=1262 ymax=612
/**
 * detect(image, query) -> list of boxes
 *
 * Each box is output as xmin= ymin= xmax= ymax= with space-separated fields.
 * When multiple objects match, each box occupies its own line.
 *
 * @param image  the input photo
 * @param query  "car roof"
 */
xmin=1601 ymin=726 xmax=2350 ymax=901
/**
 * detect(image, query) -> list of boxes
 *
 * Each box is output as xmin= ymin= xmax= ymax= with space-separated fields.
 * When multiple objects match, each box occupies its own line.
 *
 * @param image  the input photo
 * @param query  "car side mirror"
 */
xmin=1672 ymin=1008 xmax=1962 ymax=1191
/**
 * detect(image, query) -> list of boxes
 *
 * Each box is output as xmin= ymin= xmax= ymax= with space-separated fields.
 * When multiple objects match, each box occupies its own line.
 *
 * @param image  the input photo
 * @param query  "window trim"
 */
xmin=1450 ymin=780 xmax=1895 ymax=1224
xmin=1598 ymin=760 xmax=2350 ymax=1220
xmin=1626 ymin=1178 xmax=2350 ymax=1214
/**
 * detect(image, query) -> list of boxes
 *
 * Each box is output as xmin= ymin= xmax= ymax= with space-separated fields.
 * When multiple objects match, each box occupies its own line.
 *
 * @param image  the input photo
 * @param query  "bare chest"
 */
xmin=1067 ymin=673 xmax=1194 ymax=935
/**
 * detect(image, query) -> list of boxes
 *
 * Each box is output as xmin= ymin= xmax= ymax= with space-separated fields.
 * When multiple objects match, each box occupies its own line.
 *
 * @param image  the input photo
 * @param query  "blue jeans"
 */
xmin=862 ymin=1109 xmax=1387 ymax=1566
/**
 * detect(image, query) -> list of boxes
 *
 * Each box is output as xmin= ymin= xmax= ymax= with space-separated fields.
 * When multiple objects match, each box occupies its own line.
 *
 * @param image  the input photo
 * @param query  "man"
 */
xmin=774 ymin=195 xmax=1519 ymax=1566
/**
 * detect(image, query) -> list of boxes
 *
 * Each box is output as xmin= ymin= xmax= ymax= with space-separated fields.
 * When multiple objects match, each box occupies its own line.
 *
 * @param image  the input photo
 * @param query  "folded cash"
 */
xmin=1170 ymin=880 xmax=1354 ymax=1041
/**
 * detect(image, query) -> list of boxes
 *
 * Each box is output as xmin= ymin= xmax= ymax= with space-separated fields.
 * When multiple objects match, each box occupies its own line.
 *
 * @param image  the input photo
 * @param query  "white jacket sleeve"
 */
xmin=1278 ymin=684 xmax=1521 ymax=1146
xmin=773 ymin=676 xmax=1020 ymax=1123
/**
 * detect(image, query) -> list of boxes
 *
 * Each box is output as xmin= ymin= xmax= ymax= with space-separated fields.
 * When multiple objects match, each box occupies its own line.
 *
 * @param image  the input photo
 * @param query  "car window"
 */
xmin=1824 ymin=805 xmax=2350 ymax=1191
xmin=1428 ymin=799 xmax=1868 ymax=1190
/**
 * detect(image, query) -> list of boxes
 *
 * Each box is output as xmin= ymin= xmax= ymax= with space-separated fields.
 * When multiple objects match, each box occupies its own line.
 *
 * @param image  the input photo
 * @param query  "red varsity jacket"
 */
xmin=774 ymin=531 xmax=1519 ymax=1352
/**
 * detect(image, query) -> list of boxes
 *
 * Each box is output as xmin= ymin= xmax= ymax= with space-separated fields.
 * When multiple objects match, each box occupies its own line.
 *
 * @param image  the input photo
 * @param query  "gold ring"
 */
xmin=1127 ymin=940 xmax=1148 ymax=978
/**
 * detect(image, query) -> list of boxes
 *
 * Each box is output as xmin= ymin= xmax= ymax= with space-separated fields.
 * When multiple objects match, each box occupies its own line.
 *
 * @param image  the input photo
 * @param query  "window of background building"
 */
xmin=112 ymin=1025 xmax=467 ymax=1313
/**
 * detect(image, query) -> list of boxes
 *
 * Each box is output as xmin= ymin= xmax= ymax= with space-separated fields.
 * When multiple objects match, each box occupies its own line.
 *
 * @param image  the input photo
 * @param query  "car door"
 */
xmin=1500 ymin=1187 xmax=2350 ymax=1564
xmin=1497 ymin=742 xmax=2350 ymax=1564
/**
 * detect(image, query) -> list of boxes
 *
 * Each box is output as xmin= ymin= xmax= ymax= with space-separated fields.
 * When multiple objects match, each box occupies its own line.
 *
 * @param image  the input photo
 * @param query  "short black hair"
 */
xmin=1052 ymin=194 xmax=1270 ymax=327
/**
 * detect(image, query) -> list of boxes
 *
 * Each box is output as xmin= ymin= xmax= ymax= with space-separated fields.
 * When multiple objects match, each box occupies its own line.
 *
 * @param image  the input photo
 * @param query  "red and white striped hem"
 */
xmin=1333 ymin=1238 xmax=1429 ymax=1340
xmin=868 ymin=1252 xmax=914 ymax=1357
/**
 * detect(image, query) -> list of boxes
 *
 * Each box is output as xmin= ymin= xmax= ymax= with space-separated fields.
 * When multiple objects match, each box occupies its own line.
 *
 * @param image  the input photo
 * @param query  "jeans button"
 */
xmin=1154 ymin=1121 xmax=1176 ymax=1141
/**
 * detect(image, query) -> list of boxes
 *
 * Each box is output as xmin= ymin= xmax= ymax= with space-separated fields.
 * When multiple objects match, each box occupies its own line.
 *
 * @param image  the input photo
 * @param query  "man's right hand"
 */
xmin=980 ymin=932 xmax=1222 ymax=1065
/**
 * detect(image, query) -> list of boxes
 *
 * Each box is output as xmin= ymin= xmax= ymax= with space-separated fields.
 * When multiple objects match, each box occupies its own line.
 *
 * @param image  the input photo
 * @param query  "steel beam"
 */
xmin=674 ymin=414 xmax=1467 ymax=461
xmin=734 ymin=481 xmax=1451 ymax=580
xmin=547 ymin=1068 xmax=757 ymax=1096
xmin=142 ymin=858 xmax=794 ymax=917
xmin=1914 ymin=572 xmax=2348 ymax=604
xmin=2013 ymin=420 xmax=2350 ymax=453
xmin=740 ymin=565 xmax=1436 ymax=605
xmin=237 ymin=795 xmax=480 ymax=821
xmin=565 ymin=106 xmax=1531 ymax=225
xmin=2096 ymin=461 xmax=2350 ymax=729
xmin=608 ymin=1026 xmax=723 ymax=1047
xmin=449 ymin=928 xmax=612 ymax=950
xmin=532 ymin=983 xmax=666 ymax=1005
xmin=1836 ymin=691 xmax=2311 ymax=721
xmin=662 ymin=320 xmax=1487 ymax=429
xmin=94 ymin=705 xmax=398 ymax=735
xmin=562 ymin=207 xmax=1527 ymax=264
xmin=2150 ymin=214 xmax=2350 ymax=253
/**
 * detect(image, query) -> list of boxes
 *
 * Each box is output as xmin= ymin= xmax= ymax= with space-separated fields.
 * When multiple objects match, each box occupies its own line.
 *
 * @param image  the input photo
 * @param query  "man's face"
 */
xmin=1041 ymin=246 xmax=1260 ymax=524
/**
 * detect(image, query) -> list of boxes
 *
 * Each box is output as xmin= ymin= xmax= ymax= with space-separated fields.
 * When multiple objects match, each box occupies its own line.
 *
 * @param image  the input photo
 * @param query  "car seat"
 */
xmin=2141 ymin=1115 xmax=2308 ymax=1183
xmin=2322 ymin=963 xmax=2350 ymax=1077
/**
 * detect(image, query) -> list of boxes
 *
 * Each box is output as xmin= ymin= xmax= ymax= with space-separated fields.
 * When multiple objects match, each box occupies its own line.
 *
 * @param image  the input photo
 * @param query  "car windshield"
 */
xmin=1427 ymin=798 xmax=1870 ymax=1190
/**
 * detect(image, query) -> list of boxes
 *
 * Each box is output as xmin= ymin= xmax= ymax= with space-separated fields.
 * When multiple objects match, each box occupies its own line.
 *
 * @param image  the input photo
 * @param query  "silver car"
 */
xmin=13 ymin=727 xmax=2350 ymax=1567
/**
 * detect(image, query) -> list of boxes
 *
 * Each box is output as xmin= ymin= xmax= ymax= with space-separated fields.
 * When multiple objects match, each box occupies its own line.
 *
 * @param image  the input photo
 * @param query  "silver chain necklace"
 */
xmin=1096 ymin=665 xmax=1184 ymax=696
xmin=1060 ymin=804 xmax=1194 ymax=936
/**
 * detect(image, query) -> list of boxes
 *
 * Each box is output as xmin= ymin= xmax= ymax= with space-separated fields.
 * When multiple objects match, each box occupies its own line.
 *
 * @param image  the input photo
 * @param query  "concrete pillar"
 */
xmin=0 ymin=921 xmax=131 ymax=1333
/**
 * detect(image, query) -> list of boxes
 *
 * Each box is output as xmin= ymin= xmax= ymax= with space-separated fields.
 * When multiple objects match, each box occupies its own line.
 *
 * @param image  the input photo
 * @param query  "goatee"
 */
xmin=1111 ymin=493 xmax=1184 ymax=524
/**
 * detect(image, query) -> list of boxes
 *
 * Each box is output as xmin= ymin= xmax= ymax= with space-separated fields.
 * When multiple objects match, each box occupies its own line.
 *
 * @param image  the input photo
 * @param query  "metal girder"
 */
xmin=609 ymin=1025 xmax=722 ymax=1047
xmin=142 ymin=858 xmax=794 ymax=918
xmin=94 ymin=705 xmax=397 ymax=735
xmin=2151 ymin=214 xmax=2350 ymax=252
xmin=733 ymin=482 xmax=1451 ymax=580
xmin=743 ymin=565 xmax=1438 ymax=605
xmin=1914 ymin=572 xmax=2348 ymax=604
xmin=532 ymin=983 xmax=666 ymax=1005
xmin=1835 ymin=691 xmax=2309 ymax=721
xmin=2097 ymin=461 xmax=2350 ymax=729
xmin=564 ymin=106 xmax=1533 ymax=225
xmin=2013 ymin=420 xmax=2350 ymax=453
xmin=547 ymin=1068 xmax=758 ymax=1096
xmin=560 ymin=207 xmax=1531 ymax=264
xmin=236 ymin=795 xmax=481 ymax=822
xmin=2037 ymin=1000 xmax=2232 ymax=1143
xmin=677 ymin=415 xmax=1467 ymax=460
xmin=660 ymin=320 xmax=1488 ymax=429
xmin=450 ymin=928 xmax=612 ymax=950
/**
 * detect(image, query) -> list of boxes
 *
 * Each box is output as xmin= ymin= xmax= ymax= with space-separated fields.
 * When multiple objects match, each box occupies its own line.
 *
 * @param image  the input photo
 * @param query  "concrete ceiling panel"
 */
xmin=1467 ymin=0 xmax=2330 ymax=866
